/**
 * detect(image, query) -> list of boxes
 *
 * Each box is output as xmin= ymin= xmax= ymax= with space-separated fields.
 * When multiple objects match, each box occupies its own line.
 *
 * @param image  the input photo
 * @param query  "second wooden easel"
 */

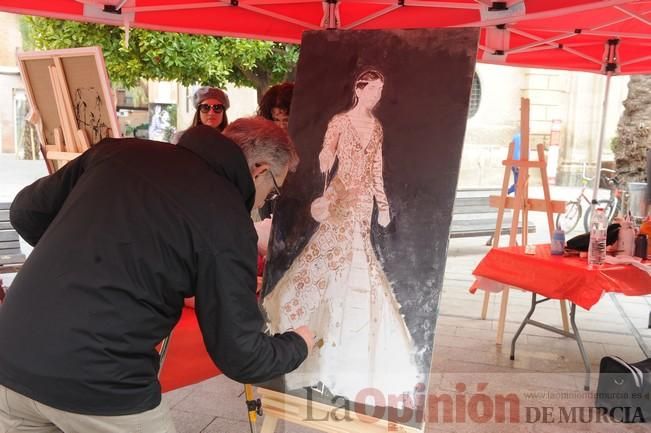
xmin=17 ymin=47 xmax=119 ymax=174
xmin=479 ymin=98 xmax=568 ymax=345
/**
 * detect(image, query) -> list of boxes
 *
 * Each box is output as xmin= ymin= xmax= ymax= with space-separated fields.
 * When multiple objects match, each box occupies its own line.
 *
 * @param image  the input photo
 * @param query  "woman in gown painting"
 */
xmin=263 ymin=69 xmax=420 ymax=405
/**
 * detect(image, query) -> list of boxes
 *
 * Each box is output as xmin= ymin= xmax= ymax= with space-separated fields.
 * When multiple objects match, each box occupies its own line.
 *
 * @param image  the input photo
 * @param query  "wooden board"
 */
xmin=258 ymin=388 xmax=422 ymax=433
xmin=488 ymin=196 xmax=566 ymax=214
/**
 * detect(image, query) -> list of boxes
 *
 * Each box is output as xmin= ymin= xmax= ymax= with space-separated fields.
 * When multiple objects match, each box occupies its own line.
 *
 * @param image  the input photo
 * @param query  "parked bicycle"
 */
xmin=555 ymin=164 xmax=624 ymax=233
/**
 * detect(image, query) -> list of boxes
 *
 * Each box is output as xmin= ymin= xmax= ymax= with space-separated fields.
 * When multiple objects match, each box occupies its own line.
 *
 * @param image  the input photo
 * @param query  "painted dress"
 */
xmin=263 ymin=113 xmax=420 ymax=404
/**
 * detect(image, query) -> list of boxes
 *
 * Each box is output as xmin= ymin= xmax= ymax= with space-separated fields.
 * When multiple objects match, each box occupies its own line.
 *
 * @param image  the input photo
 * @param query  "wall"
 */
xmin=458 ymin=64 xmax=629 ymax=188
xmin=459 ymin=64 xmax=524 ymax=187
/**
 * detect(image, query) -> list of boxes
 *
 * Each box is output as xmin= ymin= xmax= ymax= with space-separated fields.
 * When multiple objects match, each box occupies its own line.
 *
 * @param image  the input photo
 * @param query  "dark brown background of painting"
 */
xmin=262 ymin=28 xmax=478 ymax=383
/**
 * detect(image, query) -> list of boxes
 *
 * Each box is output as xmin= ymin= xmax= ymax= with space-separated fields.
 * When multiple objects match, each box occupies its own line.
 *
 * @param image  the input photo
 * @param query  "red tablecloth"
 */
xmin=159 ymin=306 xmax=221 ymax=392
xmin=472 ymin=245 xmax=651 ymax=310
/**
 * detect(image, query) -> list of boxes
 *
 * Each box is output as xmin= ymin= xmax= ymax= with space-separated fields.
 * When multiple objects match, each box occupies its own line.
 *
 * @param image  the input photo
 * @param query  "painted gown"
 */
xmin=263 ymin=113 xmax=420 ymax=404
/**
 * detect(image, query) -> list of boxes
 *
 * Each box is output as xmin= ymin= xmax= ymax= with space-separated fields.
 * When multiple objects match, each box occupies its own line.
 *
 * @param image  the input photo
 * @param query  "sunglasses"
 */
xmin=198 ymin=103 xmax=225 ymax=114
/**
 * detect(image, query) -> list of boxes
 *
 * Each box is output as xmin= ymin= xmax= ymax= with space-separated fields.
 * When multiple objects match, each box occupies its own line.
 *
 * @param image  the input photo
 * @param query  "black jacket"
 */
xmin=0 ymin=126 xmax=307 ymax=415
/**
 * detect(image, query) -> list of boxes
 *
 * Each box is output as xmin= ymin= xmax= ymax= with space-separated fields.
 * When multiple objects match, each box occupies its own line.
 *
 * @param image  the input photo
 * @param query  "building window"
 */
xmin=468 ymin=72 xmax=481 ymax=118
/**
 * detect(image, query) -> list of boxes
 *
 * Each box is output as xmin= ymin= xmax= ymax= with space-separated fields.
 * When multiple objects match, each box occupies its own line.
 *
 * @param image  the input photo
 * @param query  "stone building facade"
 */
xmin=461 ymin=64 xmax=628 ymax=187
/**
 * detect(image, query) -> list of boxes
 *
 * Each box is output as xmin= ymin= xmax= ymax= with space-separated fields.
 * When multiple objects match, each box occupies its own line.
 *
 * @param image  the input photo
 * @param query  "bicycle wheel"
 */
xmin=556 ymin=200 xmax=582 ymax=233
xmin=583 ymin=199 xmax=617 ymax=232
xmin=604 ymin=198 xmax=620 ymax=223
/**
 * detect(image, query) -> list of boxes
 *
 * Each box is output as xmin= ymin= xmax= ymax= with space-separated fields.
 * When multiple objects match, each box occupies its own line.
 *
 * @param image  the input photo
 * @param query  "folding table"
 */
xmin=471 ymin=244 xmax=651 ymax=390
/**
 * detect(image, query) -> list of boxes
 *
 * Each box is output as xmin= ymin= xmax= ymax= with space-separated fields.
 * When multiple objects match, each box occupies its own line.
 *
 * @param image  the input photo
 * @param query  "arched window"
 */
xmin=468 ymin=72 xmax=481 ymax=118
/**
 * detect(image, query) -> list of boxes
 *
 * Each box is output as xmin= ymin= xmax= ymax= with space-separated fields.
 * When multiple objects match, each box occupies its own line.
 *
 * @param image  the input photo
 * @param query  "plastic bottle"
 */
xmin=551 ymin=223 xmax=565 ymax=255
xmin=588 ymin=201 xmax=607 ymax=266
xmin=617 ymin=215 xmax=636 ymax=256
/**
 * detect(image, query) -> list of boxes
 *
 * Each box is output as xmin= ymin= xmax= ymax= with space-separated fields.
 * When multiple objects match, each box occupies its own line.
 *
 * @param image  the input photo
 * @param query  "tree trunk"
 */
xmin=613 ymin=75 xmax=651 ymax=183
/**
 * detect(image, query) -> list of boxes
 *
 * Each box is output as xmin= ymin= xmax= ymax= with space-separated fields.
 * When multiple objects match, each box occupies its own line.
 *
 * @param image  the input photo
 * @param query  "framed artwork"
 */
xmin=260 ymin=28 xmax=479 ymax=430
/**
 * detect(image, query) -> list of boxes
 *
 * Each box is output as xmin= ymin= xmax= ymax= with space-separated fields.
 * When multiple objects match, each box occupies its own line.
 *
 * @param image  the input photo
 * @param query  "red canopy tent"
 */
xmin=0 ymin=1 xmax=649 ymax=75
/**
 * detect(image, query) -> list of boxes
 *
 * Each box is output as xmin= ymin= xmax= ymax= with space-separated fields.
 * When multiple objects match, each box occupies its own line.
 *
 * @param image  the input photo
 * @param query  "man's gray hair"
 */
xmin=223 ymin=116 xmax=299 ymax=175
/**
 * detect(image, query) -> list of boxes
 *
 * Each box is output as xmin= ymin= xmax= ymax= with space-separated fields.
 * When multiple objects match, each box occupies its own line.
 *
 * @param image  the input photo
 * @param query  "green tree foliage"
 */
xmin=21 ymin=16 xmax=298 ymax=96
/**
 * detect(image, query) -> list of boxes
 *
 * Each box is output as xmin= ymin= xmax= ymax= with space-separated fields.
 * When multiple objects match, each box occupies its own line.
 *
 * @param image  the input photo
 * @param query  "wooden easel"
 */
xmin=257 ymin=387 xmax=422 ymax=433
xmin=478 ymin=98 xmax=568 ymax=345
xmin=17 ymin=47 xmax=119 ymax=174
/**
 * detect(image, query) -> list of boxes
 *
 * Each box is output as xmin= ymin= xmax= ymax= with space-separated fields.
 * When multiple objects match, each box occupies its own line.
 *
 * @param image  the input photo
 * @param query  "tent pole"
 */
xmin=592 ymin=72 xmax=613 ymax=202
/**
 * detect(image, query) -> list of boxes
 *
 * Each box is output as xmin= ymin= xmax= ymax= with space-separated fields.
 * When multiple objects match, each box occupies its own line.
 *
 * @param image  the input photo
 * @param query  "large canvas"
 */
xmin=260 ymin=28 xmax=478 ymax=429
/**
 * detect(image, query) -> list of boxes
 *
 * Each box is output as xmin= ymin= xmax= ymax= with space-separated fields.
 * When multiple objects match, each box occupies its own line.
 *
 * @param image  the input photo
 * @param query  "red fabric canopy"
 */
xmin=2 ymin=0 xmax=650 ymax=74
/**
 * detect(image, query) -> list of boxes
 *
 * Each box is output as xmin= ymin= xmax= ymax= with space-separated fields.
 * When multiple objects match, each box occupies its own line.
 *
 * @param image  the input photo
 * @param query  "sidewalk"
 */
xmin=0 ymin=154 xmax=48 ymax=202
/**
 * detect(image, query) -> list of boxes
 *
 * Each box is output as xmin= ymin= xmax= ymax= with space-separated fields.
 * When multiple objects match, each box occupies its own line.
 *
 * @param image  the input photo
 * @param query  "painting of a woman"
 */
xmin=263 ymin=69 xmax=420 ymax=404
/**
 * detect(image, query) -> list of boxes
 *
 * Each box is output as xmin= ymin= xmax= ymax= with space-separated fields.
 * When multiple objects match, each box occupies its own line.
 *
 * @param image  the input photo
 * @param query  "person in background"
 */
xmin=486 ymin=132 xmax=522 ymax=246
xmin=507 ymin=132 xmax=521 ymax=195
xmin=0 ymin=120 xmax=314 ymax=433
xmin=257 ymin=82 xmax=294 ymax=132
xmin=170 ymin=86 xmax=229 ymax=144
xmin=256 ymin=83 xmax=294 ymax=227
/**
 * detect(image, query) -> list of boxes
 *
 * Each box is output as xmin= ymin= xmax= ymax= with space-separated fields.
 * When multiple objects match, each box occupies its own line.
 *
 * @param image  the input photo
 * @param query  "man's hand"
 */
xmin=293 ymin=325 xmax=316 ymax=356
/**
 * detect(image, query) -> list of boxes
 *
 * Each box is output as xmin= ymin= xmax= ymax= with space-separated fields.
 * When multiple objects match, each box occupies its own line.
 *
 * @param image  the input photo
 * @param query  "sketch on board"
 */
xmin=73 ymin=87 xmax=111 ymax=143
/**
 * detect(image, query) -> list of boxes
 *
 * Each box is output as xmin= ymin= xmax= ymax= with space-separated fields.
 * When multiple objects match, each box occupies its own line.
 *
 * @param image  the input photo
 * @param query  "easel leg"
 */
xmin=560 ymin=300 xmax=570 ymax=333
xmin=481 ymin=292 xmax=490 ymax=320
xmin=260 ymin=415 xmax=278 ymax=433
xmin=496 ymin=287 xmax=510 ymax=345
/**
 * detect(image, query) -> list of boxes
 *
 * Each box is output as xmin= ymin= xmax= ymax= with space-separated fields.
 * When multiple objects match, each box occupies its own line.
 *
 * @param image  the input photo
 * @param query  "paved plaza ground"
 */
xmin=1 ymin=155 xmax=649 ymax=432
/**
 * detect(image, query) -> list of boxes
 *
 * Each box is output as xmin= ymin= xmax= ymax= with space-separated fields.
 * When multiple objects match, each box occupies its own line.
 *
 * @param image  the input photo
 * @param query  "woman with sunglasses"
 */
xmin=170 ymin=86 xmax=230 ymax=144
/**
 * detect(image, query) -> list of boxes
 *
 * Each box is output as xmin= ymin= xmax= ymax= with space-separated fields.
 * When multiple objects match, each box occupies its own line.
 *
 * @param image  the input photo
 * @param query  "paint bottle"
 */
xmin=639 ymin=216 xmax=651 ymax=258
xmin=634 ymin=234 xmax=648 ymax=260
xmin=617 ymin=216 xmax=636 ymax=257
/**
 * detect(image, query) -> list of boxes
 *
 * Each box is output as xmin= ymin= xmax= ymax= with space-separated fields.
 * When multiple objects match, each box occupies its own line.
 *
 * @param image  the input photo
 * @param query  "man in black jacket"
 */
xmin=0 ymin=119 xmax=313 ymax=432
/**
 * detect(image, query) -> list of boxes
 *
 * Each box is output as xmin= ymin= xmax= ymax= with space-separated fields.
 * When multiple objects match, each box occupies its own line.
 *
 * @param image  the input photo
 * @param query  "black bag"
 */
xmin=566 ymin=223 xmax=620 ymax=251
xmin=595 ymin=355 xmax=651 ymax=422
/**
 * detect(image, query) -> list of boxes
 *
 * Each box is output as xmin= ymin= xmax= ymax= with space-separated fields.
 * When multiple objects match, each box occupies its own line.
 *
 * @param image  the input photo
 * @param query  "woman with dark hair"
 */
xmin=170 ymin=86 xmax=229 ymax=144
xmin=263 ymin=69 xmax=419 ymax=405
xmin=257 ymin=82 xmax=294 ymax=131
